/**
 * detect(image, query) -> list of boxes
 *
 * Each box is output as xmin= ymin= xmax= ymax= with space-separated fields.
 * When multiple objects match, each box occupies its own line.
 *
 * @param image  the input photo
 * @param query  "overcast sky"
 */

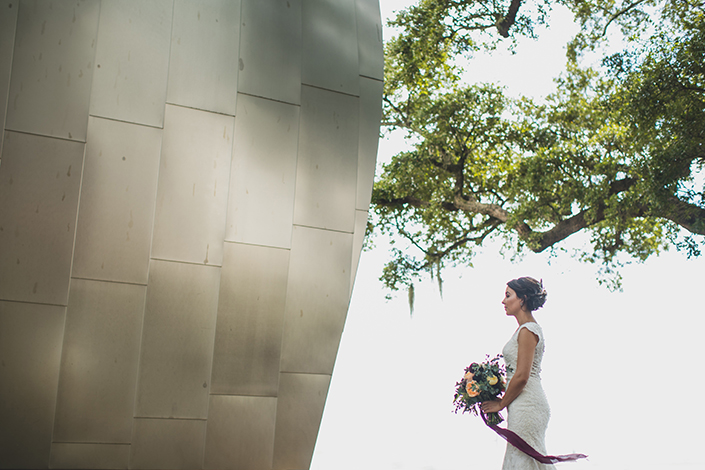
xmin=310 ymin=2 xmax=705 ymax=469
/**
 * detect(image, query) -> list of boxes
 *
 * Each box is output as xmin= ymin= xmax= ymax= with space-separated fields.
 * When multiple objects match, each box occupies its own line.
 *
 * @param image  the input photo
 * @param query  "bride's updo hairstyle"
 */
xmin=507 ymin=277 xmax=547 ymax=311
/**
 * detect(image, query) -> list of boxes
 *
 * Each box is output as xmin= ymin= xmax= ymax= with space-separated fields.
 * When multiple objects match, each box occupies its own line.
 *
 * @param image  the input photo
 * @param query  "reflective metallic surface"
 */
xmin=225 ymin=94 xmax=299 ymax=249
xmin=53 ymin=279 xmax=146 ymax=443
xmin=50 ymin=443 xmax=131 ymax=470
xmin=204 ymin=395 xmax=277 ymax=470
xmin=0 ymin=301 xmax=65 ymax=469
xmin=238 ymin=0 xmax=302 ymax=105
xmin=211 ymin=242 xmax=290 ymax=397
xmin=0 ymin=131 xmax=84 ymax=305
xmin=357 ymin=76 xmax=385 ymax=210
xmin=130 ymin=418 xmax=207 ymax=469
xmin=135 ymin=260 xmax=220 ymax=419
xmin=293 ymin=85 xmax=359 ymax=233
xmin=0 ymin=1 xmax=17 ymax=155
xmin=150 ymin=104 xmax=233 ymax=267
xmin=280 ymin=225 xmax=354 ymax=375
xmin=5 ymin=0 xmax=99 ymax=141
xmin=167 ymin=0 xmax=241 ymax=115
xmin=273 ymin=373 xmax=332 ymax=470
xmin=72 ymin=117 xmax=162 ymax=284
xmin=0 ymin=0 xmax=383 ymax=468
xmin=89 ymin=0 xmax=172 ymax=128
xmin=302 ymin=0 xmax=359 ymax=95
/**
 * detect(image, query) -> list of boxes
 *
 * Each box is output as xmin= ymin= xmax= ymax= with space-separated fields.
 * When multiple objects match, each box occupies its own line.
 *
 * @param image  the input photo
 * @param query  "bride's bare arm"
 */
xmin=481 ymin=328 xmax=538 ymax=413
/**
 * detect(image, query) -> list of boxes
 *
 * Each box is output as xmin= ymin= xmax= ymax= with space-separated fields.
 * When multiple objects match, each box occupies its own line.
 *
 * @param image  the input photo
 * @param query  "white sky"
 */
xmin=310 ymin=2 xmax=705 ymax=470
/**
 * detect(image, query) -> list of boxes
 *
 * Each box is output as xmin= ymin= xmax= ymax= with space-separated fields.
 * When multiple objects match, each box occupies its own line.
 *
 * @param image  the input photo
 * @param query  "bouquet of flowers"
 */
xmin=453 ymin=354 xmax=507 ymax=425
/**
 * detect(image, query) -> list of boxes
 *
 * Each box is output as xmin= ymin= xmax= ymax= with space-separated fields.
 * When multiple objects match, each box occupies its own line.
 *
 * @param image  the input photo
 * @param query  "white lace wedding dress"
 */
xmin=501 ymin=322 xmax=556 ymax=470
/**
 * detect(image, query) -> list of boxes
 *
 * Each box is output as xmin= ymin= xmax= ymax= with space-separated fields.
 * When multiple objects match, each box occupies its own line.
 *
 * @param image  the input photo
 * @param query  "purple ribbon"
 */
xmin=481 ymin=413 xmax=588 ymax=464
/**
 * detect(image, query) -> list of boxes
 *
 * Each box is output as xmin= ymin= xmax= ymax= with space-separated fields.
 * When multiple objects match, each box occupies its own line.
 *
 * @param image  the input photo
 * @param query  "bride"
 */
xmin=481 ymin=277 xmax=555 ymax=470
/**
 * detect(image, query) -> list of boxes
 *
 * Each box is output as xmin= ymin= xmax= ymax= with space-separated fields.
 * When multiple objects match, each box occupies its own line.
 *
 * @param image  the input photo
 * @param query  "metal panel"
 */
xmin=53 ymin=279 xmax=146 ymax=444
xmin=0 ymin=301 xmax=65 ymax=470
xmin=72 ymin=117 xmax=162 ymax=285
xmin=293 ymin=85 xmax=359 ymax=233
xmin=356 ymin=76 xmax=383 ymax=210
xmin=5 ymin=0 xmax=99 ymax=141
xmin=350 ymin=209 xmax=368 ymax=294
xmin=130 ymin=418 xmax=206 ymax=470
xmin=238 ymin=0 xmax=301 ymax=105
xmin=355 ymin=0 xmax=384 ymax=80
xmin=272 ymin=373 xmax=331 ymax=470
xmin=0 ymin=0 xmax=18 ymax=156
xmin=225 ymin=94 xmax=299 ymax=248
xmin=279 ymin=225 xmax=353 ymax=374
xmin=204 ymin=395 xmax=276 ymax=470
xmin=89 ymin=0 xmax=172 ymax=128
xmin=134 ymin=260 xmax=220 ymax=419
xmin=151 ymin=104 xmax=234 ymax=266
xmin=50 ymin=443 xmax=130 ymax=470
xmin=0 ymin=131 xmax=84 ymax=305
xmin=166 ymin=0 xmax=241 ymax=115
xmin=210 ymin=242 xmax=289 ymax=396
xmin=301 ymin=0 xmax=359 ymax=95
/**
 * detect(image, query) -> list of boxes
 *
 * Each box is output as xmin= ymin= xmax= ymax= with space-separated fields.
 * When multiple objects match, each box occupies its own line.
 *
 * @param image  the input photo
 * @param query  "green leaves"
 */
xmin=373 ymin=0 xmax=705 ymax=292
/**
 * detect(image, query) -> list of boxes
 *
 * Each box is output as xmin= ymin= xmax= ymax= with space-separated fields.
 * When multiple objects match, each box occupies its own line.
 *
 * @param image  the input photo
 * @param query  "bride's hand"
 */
xmin=481 ymin=400 xmax=504 ymax=413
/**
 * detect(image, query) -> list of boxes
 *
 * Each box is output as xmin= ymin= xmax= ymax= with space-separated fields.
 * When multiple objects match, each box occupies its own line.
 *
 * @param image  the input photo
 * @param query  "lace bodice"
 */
xmin=502 ymin=322 xmax=545 ymax=381
xmin=500 ymin=321 xmax=554 ymax=469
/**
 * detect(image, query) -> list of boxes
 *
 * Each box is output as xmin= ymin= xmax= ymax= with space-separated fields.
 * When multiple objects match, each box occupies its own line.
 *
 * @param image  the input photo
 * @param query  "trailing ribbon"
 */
xmin=481 ymin=412 xmax=588 ymax=464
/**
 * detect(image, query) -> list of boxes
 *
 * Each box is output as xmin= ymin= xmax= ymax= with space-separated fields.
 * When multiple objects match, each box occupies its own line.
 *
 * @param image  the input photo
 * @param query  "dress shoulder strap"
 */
xmin=518 ymin=322 xmax=543 ymax=341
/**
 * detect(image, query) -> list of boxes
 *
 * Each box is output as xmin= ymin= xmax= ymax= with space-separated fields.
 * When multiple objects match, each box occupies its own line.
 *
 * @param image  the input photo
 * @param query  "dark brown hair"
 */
xmin=507 ymin=277 xmax=547 ymax=311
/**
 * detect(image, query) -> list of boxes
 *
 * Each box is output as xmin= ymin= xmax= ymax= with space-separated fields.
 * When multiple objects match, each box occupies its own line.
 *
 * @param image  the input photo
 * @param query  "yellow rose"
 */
xmin=487 ymin=375 xmax=498 ymax=386
xmin=466 ymin=381 xmax=480 ymax=397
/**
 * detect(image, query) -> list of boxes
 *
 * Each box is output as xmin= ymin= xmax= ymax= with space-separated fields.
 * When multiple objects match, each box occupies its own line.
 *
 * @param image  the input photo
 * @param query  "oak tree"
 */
xmin=373 ymin=0 xmax=705 ymax=292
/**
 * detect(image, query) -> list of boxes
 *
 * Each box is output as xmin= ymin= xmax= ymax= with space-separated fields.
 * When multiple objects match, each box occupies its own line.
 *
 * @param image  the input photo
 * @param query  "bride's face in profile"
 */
xmin=502 ymin=287 xmax=523 ymax=317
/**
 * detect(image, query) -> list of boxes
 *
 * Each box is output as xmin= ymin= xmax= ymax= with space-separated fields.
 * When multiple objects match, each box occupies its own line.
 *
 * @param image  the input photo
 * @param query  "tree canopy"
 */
xmin=372 ymin=0 xmax=705 ymax=292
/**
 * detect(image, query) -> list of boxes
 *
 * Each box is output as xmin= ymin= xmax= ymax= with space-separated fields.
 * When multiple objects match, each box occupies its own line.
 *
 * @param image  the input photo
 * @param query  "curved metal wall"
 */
xmin=0 ymin=1 xmax=383 ymax=469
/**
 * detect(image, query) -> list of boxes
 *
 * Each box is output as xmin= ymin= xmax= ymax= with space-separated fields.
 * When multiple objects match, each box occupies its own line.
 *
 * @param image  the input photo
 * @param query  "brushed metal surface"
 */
xmin=272 ymin=373 xmax=331 ymax=470
xmin=356 ymin=76 xmax=383 ymax=210
xmin=50 ymin=443 xmax=130 ymax=470
xmin=0 ymin=301 xmax=65 ymax=470
xmin=279 ymin=225 xmax=353 ymax=374
xmin=134 ymin=260 xmax=220 ymax=419
xmin=72 ymin=117 xmax=162 ymax=285
xmin=350 ymin=209 xmax=368 ymax=294
xmin=238 ymin=0 xmax=301 ymax=104
xmin=0 ymin=0 xmax=386 ymax=467
xmin=130 ymin=418 xmax=206 ymax=470
xmin=0 ymin=131 xmax=84 ymax=305
xmin=151 ymin=104 xmax=234 ymax=266
xmin=5 ymin=0 xmax=99 ymax=141
xmin=301 ymin=0 xmax=359 ymax=95
xmin=0 ymin=1 xmax=17 ymax=156
xmin=167 ymin=0 xmax=241 ymax=115
xmin=225 ymin=94 xmax=299 ymax=248
xmin=204 ymin=395 xmax=276 ymax=470
xmin=210 ymin=242 xmax=289 ymax=396
xmin=53 ymin=279 xmax=146 ymax=444
xmin=89 ymin=0 xmax=172 ymax=128
xmin=293 ymin=85 xmax=359 ymax=233
xmin=355 ymin=0 xmax=384 ymax=80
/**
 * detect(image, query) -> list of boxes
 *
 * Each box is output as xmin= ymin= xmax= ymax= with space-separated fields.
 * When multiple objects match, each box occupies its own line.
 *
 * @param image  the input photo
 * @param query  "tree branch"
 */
xmin=374 ymin=195 xmax=430 ymax=209
xmin=528 ymin=178 xmax=638 ymax=251
xmin=496 ymin=0 xmax=523 ymax=38
xmin=659 ymin=196 xmax=705 ymax=235
xmin=601 ymin=0 xmax=649 ymax=36
xmin=453 ymin=193 xmax=510 ymax=221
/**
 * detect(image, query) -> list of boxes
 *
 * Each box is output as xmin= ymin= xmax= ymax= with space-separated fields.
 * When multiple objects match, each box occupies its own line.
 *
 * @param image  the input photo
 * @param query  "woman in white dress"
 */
xmin=481 ymin=277 xmax=555 ymax=470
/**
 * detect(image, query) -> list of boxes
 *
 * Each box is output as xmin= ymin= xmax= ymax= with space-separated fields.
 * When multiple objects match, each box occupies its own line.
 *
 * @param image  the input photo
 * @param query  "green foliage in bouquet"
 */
xmin=453 ymin=355 xmax=507 ymax=425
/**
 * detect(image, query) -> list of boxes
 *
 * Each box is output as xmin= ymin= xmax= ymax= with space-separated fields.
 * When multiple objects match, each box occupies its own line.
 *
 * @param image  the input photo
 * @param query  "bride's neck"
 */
xmin=516 ymin=310 xmax=536 ymax=325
